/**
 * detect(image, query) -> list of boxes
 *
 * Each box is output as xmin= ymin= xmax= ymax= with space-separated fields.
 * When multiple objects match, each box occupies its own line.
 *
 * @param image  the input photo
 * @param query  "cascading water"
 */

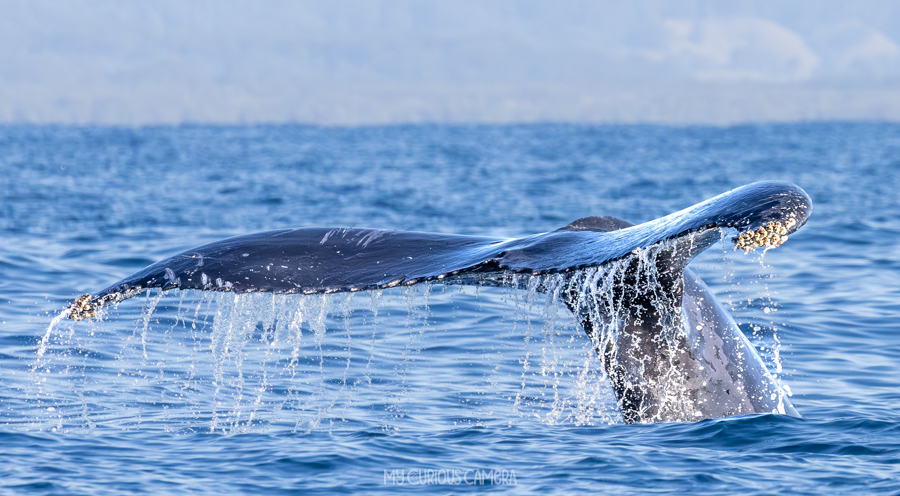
xmin=26 ymin=283 xmax=622 ymax=433
xmin=25 ymin=244 xmax=790 ymax=432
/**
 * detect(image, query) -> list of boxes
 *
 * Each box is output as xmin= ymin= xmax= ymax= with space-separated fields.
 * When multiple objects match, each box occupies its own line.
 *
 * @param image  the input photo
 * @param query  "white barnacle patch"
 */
xmin=734 ymin=221 xmax=792 ymax=252
xmin=201 ymin=273 xmax=209 ymax=286
xmin=164 ymin=267 xmax=176 ymax=281
xmin=67 ymin=293 xmax=98 ymax=321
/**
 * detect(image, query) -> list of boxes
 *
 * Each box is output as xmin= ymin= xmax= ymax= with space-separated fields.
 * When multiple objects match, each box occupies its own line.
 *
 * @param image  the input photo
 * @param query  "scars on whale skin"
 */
xmin=66 ymin=181 xmax=812 ymax=424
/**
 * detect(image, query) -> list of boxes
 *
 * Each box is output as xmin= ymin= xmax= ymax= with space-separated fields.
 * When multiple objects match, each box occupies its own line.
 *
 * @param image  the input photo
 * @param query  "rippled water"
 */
xmin=1 ymin=123 xmax=899 ymax=494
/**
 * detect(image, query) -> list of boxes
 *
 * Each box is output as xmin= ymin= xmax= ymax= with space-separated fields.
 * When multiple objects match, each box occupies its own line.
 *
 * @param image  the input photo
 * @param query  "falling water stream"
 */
xmin=25 ymin=243 xmax=788 ymax=435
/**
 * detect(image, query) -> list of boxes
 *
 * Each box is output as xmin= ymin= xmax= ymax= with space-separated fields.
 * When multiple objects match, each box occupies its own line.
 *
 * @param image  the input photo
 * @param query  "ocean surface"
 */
xmin=1 ymin=123 xmax=898 ymax=494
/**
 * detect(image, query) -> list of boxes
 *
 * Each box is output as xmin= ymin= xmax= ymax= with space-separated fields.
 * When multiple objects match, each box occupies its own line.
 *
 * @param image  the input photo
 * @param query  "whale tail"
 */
xmin=62 ymin=181 xmax=811 ymax=424
xmin=67 ymin=181 xmax=811 ymax=320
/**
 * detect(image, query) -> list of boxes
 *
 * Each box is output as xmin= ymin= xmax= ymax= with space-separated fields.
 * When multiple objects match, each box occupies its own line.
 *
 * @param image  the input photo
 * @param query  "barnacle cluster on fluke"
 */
xmin=734 ymin=219 xmax=797 ymax=252
xmin=68 ymin=292 xmax=120 ymax=321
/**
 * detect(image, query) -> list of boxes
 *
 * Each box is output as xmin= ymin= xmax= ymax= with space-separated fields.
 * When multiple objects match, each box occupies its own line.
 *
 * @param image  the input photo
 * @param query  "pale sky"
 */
xmin=2 ymin=0 xmax=899 ymax=125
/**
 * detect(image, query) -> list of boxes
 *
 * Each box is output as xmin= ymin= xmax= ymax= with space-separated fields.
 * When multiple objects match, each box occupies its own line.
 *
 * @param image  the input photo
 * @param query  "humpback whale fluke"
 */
xmin=64 ymin=181 xmax=812 ymax=423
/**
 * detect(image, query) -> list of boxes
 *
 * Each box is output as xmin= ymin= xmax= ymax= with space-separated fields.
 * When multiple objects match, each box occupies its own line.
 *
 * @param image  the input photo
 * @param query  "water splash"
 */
xmin=26 ymin=246 xmax=790 ymax=431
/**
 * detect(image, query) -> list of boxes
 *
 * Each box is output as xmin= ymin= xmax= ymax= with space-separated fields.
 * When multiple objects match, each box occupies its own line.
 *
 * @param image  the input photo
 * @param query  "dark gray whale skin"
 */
xmin=74 ymin=181 xmax=810 ymax=303
xmin=67 ymin=181 xmax=812 ymax=423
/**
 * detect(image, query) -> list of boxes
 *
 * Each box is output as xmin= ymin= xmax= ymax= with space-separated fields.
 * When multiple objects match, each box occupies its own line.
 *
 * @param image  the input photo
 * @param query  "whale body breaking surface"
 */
xmin=64 ymin=181 xmax=811 ymax=424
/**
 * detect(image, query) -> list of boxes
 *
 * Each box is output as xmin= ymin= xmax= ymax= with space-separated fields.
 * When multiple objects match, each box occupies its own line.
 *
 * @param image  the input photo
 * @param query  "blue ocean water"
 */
xmin=1 ymin=123 xmax=898 ymax=494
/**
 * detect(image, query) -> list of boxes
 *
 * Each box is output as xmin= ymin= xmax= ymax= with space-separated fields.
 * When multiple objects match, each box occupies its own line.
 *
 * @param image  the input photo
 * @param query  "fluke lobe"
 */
xmin=66 ymin=181 xmax=812 ymax=423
